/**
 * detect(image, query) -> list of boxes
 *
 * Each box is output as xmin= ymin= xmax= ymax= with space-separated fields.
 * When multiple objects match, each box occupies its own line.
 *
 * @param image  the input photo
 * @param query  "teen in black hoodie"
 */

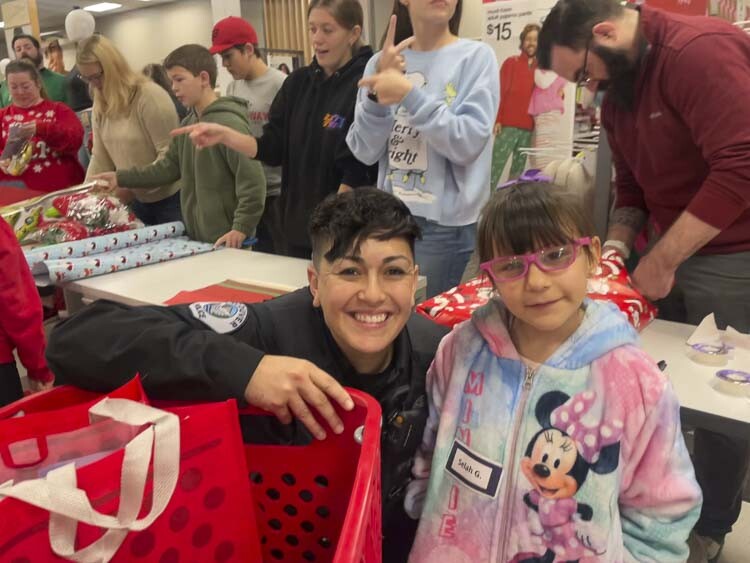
xmin=174 ymin=0 xmax=376 ymax=257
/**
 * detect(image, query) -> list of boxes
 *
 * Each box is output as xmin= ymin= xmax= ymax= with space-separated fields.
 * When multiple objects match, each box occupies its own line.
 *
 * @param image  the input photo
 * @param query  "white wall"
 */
xmin=95 ymin=0 xmax=213 ymax=71
xmin=241 ymin=0 xmax=266 ymax=46
xmin=460 ymin=0 xmax=485 ymax=40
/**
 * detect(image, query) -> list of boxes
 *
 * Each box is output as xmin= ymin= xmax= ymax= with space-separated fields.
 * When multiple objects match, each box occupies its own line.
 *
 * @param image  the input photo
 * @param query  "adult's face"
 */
xmin=553 ymin=45 xmax=639 ymax=109
xmin=523 ymin=30 xmax=539 ymax=59
xmin=14 ymin=38 xmax=42 ymax=68
xmin=77 ymin=62 xmax=105 ymax=91
xmin=8 ymin=71 xmax=42 ymax=108
xmin=308 ymin=236 xmax=418 ymax=374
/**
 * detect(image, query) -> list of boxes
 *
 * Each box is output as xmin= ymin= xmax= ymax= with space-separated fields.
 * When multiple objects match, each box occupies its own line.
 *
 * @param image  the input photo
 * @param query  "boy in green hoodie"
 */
xmin=94 ymin=44 xmax=266 ymax=247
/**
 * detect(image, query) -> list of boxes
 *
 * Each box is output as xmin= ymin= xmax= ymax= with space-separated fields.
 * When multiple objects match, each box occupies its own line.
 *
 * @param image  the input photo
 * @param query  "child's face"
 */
xmin=493 ymin=237 xmax=600 ymax=338
xmin=167 ymin=66 xmax=207 ymax=109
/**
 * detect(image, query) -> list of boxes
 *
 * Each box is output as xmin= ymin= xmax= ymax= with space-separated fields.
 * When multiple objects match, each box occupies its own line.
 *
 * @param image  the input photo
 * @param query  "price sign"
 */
xmin=486 ymin=21 xmax=513 ymax=41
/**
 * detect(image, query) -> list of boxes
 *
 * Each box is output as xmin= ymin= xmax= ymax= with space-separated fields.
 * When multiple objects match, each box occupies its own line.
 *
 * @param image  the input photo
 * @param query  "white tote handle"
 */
xmin=0 ymin=398 xmax=180 ymax=563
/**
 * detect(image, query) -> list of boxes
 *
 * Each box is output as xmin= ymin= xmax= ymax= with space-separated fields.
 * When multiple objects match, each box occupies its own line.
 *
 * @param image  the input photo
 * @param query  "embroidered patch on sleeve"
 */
xmin=189 ymin=302 xmax=248 ymax=334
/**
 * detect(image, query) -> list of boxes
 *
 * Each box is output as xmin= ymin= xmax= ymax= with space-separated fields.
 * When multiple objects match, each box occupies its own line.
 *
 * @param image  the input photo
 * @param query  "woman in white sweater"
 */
xmin=78 ymin=35 xmax=182 ymax=225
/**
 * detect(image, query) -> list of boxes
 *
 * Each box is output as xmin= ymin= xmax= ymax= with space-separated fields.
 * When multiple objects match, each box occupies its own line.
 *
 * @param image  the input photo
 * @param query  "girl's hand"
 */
xmin=376 ymin=14 xmax=414 ymax=74
xmin=171 ymin=122 xmax=230 ymax=149
xmin=359 ymin=70 xmax=413 ymax=106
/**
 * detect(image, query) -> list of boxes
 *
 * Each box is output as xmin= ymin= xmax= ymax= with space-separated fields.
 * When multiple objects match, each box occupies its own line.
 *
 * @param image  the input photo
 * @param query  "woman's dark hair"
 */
xmin=477 ymin=182 xmax=595 ymax=264
xmin=381 ymin=0 xmax=463 ymax=47
xmin=5 ymin=59 xmax=48 ymax=100
xmin=142 ymin=64 xmax=171 ymax=92
xmin=309 ymin=188 xmax=421 ymax=267
xmin=538 ymin=0 xmax=624 ymax=69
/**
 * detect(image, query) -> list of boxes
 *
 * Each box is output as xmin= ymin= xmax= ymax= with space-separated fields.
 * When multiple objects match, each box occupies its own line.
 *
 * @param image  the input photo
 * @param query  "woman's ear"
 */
xmin=350 ymin=25 xmax=362 ymax=46
xmin=308 ymin=265 xmax=321 ymax=307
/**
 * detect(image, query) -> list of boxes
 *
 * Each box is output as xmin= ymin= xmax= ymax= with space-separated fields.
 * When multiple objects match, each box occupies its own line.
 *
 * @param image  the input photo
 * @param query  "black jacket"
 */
xmin=46 ymin=288 xmax=447 ymax=562
xmin=256 ymin=47 xmax=378 ymax=250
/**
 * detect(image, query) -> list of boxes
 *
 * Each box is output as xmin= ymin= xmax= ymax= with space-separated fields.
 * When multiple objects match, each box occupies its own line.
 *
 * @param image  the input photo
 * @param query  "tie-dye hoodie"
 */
xmin=406 ymin=298 xmax=701 ymax=563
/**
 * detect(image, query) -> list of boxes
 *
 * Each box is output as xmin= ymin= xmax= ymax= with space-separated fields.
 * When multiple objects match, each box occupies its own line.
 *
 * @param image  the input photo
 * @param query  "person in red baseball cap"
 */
xmin=209 ymin=16 xmax=258 ymax=57
xmin=211 ymin=16 xmax=287 ymax=255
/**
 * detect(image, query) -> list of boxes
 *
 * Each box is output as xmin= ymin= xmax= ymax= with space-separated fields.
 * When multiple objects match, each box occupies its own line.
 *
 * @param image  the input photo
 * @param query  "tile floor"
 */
xmin=719 ymin=501 xmax=750 ymax=562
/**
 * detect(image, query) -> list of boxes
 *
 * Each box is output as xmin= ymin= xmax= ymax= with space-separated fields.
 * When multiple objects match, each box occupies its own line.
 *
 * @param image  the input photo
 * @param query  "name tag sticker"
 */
xmin=445 ymin=440 xmax=502 ymax=498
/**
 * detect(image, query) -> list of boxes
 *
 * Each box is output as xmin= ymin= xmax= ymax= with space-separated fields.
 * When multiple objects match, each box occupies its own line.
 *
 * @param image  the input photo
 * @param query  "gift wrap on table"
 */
xmin=24 ymin=222 xmax=215 ymax=285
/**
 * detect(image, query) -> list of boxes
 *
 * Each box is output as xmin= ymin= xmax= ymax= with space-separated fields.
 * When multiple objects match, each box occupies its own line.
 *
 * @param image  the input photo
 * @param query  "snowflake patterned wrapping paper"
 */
xmin=25 ymin=222 xmax=186 ymax=274
xmin=25 ymin=222 xmax=216 ymax=285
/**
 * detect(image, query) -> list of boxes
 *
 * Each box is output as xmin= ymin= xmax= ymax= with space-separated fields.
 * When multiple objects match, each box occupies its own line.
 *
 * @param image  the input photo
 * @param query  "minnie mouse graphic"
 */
xmin=515 ymin=390 xmax=623 ymax=563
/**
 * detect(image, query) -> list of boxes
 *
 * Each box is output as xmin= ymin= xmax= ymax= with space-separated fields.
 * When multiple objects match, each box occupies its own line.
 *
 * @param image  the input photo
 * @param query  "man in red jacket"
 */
xmin=0 ymin=217 xmax=53 ymax=405
xmin=490 ymin=23 xmax=539 ymax=189
xmin=538 ymin=1 xmax=750 ymax=561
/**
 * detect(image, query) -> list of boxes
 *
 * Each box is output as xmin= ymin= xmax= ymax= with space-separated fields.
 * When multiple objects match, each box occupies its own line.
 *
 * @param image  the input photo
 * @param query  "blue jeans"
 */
xmin=415 ymin=218 xmax=476 ymax=299
xmin=131 ymin=191 xmax=182 ymax=226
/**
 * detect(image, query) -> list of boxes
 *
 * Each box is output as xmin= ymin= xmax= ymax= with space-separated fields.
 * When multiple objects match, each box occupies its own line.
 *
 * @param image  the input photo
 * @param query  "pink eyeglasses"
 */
xmin=480 ymin=237 xmax=592 ymax=283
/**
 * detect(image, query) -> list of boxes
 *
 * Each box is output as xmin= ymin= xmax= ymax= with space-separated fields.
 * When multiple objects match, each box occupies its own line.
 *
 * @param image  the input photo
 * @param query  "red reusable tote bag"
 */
xmin=0 ymin=398 xmax=262 ymax=562
xmin=0 ymin=376 xmax=147 ymax=420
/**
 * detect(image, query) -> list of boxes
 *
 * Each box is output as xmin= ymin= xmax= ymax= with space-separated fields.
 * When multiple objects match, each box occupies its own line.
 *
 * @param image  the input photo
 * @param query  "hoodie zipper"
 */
xmin=494 ymin=364 xmax=536 ymax=563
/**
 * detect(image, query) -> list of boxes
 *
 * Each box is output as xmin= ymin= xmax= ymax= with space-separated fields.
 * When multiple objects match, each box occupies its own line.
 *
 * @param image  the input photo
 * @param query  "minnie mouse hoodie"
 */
xmin=406 ymin=298 xmax=701 ymax=563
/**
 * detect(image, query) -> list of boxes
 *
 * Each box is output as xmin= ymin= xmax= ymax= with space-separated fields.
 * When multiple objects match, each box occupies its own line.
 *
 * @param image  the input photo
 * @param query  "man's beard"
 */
xmin=592 ymin=37 xmax=647 ymax=111
xmin=21 ymin=52 xmax=43 ymax=68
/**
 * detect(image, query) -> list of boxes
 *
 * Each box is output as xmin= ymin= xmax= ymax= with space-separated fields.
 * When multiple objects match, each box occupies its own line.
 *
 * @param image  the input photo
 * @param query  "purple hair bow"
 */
xmin=495 ymin=169 xmax=551 ymax=191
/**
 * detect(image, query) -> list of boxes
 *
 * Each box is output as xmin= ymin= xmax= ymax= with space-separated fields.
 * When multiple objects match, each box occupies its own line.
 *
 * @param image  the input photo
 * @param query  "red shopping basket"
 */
xmin=241 ymin=388 xmax=382 ymax=563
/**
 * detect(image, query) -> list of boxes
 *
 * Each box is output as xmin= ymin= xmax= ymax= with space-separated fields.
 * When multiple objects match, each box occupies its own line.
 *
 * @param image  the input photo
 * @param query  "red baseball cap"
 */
xmin=210 ymin=17 xmax=258 ymax=55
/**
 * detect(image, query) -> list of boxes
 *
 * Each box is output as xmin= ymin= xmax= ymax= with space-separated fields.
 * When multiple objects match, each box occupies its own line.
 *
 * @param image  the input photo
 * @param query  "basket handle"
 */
xmin=0 ymin=398 xmax=180 ymax=563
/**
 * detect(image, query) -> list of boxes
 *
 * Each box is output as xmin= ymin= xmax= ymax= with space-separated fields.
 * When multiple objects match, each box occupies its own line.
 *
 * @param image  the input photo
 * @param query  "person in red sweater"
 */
xmin=538 ymin=1 xmax=750 ymax=561
xmin=0 ymin=60 xmax=84 ymax=193
xmin=0 ymin=216 xmax=54 ymax=405
xmin=490 ymin=23 xmax=538 ymax=189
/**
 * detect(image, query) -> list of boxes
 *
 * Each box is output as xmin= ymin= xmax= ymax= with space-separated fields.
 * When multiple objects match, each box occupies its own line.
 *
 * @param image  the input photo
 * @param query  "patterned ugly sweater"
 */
xmin=0 ymin=99 xmax=84 ymax=192
xmin=406 ymin=298 xmax=701 ymax=563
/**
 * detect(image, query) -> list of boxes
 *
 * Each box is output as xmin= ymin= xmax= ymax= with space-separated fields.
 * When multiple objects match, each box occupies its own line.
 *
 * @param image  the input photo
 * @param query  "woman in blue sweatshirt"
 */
xmin=346 ymin=0 xmax=499 ymax=298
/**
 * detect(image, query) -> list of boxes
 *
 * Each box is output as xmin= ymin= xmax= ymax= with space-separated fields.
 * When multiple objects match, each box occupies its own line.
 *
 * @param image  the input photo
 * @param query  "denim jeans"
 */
xmin=657 ymin=251 xmax=750 ymax=540
xmin=131 ymin=191 xmax=182 ymax=226
xmin=414 ymin=218 xmax=477 ymax=299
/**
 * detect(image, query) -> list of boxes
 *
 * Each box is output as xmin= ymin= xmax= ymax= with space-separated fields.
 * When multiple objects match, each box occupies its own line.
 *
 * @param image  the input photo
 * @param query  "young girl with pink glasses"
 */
xmin=405 ymin=180 xmax=701 ymax=562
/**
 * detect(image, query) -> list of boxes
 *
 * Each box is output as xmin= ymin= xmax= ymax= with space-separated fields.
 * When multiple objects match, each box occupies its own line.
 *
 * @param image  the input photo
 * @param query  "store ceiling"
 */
xmin=33 ymin=0 xmax=179 ymax=32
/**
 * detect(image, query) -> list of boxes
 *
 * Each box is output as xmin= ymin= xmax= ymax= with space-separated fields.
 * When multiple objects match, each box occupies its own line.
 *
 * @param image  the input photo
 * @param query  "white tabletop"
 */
xmin=640 ymin=319 xmax=750 ymax=436
xmin=65 ymin=249 xmax=311 ymax=307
